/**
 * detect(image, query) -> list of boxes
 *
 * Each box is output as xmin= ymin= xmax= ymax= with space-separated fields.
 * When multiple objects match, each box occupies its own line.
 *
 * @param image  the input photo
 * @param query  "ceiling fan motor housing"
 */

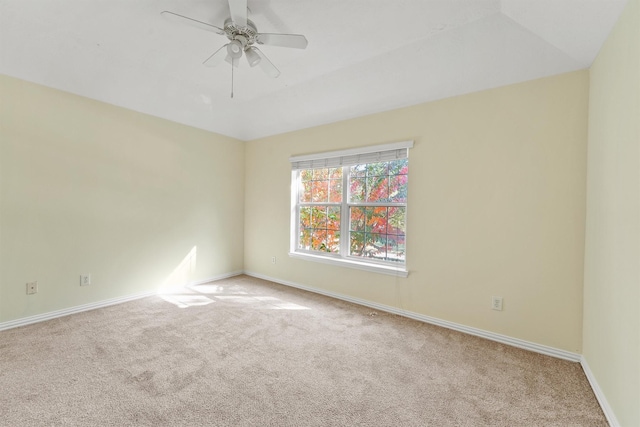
xmin=224 ymin=18 xmax=258 ymax=49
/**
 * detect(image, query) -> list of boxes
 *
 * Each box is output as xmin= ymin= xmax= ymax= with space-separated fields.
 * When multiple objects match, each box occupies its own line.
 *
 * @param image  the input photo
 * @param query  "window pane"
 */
xmin=349 ymin=160 xmax=409 ymax=203
xmin=350 ymin=232 xmax=384 ymax=259
xmin=350 ymin=164 xmax=367 ymax=178
xmin=388 ymin=159 xmax=408 ymax=175
xmin=348 ymin=207 xmax=406 ymax=262
xmin=389 ymin=175 xmax=408 ymax=203
xmin=311 ymin=180 xmax=328 ymax=203
xmin=313 ymin=168 xmax=329 ymax=180
xmin=349 ymin=233 xmax=406 ymax=263
xmin=300 ymin=180 xmax=312 ymax=203
xmin=329 ymin=178 xmax=342 ymax=203
xmin=327 ymin=206 xmax=341 ymax=230
xmin=387 ymin=206 xmax=406 ymax=235
xmin=311 ymin=229 xmax=327 ymax=251
xmin=368 ymin=234 xmax=387 ymax=259
xmin=299 ymin=228 xmax=312 ymax=250
xmin=298 ymin=206 xmax=341 ymax=254
xmin=387 ymin=235 xmax=406 ymax=262
xmin=365 ymin=206 xmax=388 ymax=234
xmin=349 ymin=177 xmax=365 ymax=202
xmin=327 ymin=230 xmax=340 ymax=252
xmin=299 ymin=206 xmax=312 ymax=229
xmin=366 ymin=162 xmax=388 ymax=177
xmin=300 ymin=229 xmax=340 ymax=253
xmin=329 ymin=167 xmax=342 ymax=180
xmin=312 ymin=206 xmax=327 ymax=228
xmin=366 ymin=176 xmax=389 ymax=202
xmin=350 ymin=207 xmax=366 ymax=232
xmin=349 ymin=232 xmax=365 ymax=257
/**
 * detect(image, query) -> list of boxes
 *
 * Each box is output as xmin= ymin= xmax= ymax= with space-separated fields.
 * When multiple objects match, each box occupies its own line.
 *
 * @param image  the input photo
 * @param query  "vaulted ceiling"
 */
xmin=0 ymin=0 xmax=628 ymax=140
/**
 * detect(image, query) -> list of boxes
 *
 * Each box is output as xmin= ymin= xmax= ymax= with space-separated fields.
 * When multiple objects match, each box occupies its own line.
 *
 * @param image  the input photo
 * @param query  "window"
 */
xmin=290 ymin=141 xmax=412 ymax=276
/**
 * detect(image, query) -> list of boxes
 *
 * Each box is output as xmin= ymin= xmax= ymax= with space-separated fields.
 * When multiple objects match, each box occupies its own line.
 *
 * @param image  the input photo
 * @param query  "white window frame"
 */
xmin=289 ymin=141 xmax=413 ymax=277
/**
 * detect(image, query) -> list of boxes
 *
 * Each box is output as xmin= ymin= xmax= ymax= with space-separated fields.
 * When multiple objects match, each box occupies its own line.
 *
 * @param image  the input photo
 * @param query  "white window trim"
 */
xmin=288 ymin=251 xmax=409 ymax=277
xmin=289 ymin=141 xmax=413 ymax=277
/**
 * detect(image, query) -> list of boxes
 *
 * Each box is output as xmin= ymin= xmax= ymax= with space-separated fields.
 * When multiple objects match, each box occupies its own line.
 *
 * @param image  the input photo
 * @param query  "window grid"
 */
xmin=295 ymin=158 xmax=408 ymax=265
xmin=298 ymin=167 xmax=342 ymax=254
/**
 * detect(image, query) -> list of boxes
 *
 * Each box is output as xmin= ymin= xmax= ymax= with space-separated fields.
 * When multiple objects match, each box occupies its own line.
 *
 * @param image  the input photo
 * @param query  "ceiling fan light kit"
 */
xmin=162 ymin=0 xmax=308 ymax=98
xmin=227 ymin=39 xmax=244 ymax=59
xmin=245 ymin=47 xmax=261 ymax=67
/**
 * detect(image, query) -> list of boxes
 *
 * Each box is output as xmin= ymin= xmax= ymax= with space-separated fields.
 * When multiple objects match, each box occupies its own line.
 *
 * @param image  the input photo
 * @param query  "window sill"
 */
xmin=288 ymin=252 xmax=409 ymax=277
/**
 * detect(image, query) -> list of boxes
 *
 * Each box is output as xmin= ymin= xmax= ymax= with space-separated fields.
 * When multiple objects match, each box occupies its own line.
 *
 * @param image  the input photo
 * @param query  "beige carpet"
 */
xmin=0 ymin=275 xmax=606 ymax=426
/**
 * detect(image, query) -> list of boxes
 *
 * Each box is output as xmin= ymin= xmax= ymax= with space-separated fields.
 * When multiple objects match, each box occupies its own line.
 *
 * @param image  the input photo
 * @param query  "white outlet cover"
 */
xmin=26 ymin=281 xmax=38 ymax=294
xmin=80 ymin=274 xmax=91 ymax=286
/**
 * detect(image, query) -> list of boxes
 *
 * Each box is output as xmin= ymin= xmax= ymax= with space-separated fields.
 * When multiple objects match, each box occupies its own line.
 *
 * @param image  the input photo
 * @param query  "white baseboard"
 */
xmin=0 ymin=272 xmax=243 ymax=332
xmin=580 ymin=356 xmax=620 ymax=427
xmin=0 ymin=290 xmax=156 ymax=332
xmin=244 ymin=271 xmax=582 ymax=362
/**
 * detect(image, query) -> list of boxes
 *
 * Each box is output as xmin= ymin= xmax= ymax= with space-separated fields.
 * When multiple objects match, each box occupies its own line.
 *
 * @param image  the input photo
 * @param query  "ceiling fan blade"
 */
xmin=161 ymin=11 xmax=225 ymax=35
xmin=227 ymin=0 xmax=247 ymax=27
xmin=203 ymin=44 xmax=228 ymax=67
xmin=256 ymin=33 xmax=308 ymax=49
xmin=254 ymin=48 xmax=281 ymax=78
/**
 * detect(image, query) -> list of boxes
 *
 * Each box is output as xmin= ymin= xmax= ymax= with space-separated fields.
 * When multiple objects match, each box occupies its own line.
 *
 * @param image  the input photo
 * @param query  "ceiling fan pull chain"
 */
xmin=231 ymin=59 xmax=234 ymax=98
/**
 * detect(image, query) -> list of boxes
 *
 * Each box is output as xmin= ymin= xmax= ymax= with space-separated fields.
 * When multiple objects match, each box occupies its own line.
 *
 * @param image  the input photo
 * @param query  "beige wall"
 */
xmin=245 ymin=70 xmax=589 ymax=353
xmin=583 ymin=0 xmax=640 ymax=424
xmin=0 ymin=75 xmax=245 ymax=323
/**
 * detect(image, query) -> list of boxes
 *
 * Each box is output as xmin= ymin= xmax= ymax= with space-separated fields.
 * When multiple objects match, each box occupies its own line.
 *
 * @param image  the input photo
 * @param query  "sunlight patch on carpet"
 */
xmin=159 ymin=294 xmax=214 ymax=308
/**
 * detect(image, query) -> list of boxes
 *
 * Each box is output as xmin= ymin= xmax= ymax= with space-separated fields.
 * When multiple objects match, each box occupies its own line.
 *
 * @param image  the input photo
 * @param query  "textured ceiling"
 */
xmin=0 ymin=0 xmax=628 ymax=140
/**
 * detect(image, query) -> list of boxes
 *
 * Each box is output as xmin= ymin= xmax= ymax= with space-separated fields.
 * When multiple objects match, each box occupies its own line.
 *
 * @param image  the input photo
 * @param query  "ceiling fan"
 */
xmin=161 ymin=0 xmax=308 ymax=97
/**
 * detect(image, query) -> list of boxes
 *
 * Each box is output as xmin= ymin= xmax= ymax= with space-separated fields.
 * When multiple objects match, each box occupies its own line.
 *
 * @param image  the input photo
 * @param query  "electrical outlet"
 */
xmin=491 ymin=296 xmax=503 ymax=311
xmin=271 ymin=256 xmax=276 ymax=264
xmin=26 ymin=281 xmax=38 ymax=295
xmin=80 ymin=274 xmax=91 ymax=286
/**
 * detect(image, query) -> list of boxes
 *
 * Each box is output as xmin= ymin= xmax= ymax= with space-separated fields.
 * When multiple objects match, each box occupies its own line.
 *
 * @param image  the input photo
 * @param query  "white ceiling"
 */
xmin=0 ymin=0 xmax=628 ymax=141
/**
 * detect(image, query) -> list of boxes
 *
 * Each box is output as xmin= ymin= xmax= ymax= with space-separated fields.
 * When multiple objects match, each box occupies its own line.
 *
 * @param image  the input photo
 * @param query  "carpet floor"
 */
xmin=0 ymin=275 xmax=606 ymax=426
